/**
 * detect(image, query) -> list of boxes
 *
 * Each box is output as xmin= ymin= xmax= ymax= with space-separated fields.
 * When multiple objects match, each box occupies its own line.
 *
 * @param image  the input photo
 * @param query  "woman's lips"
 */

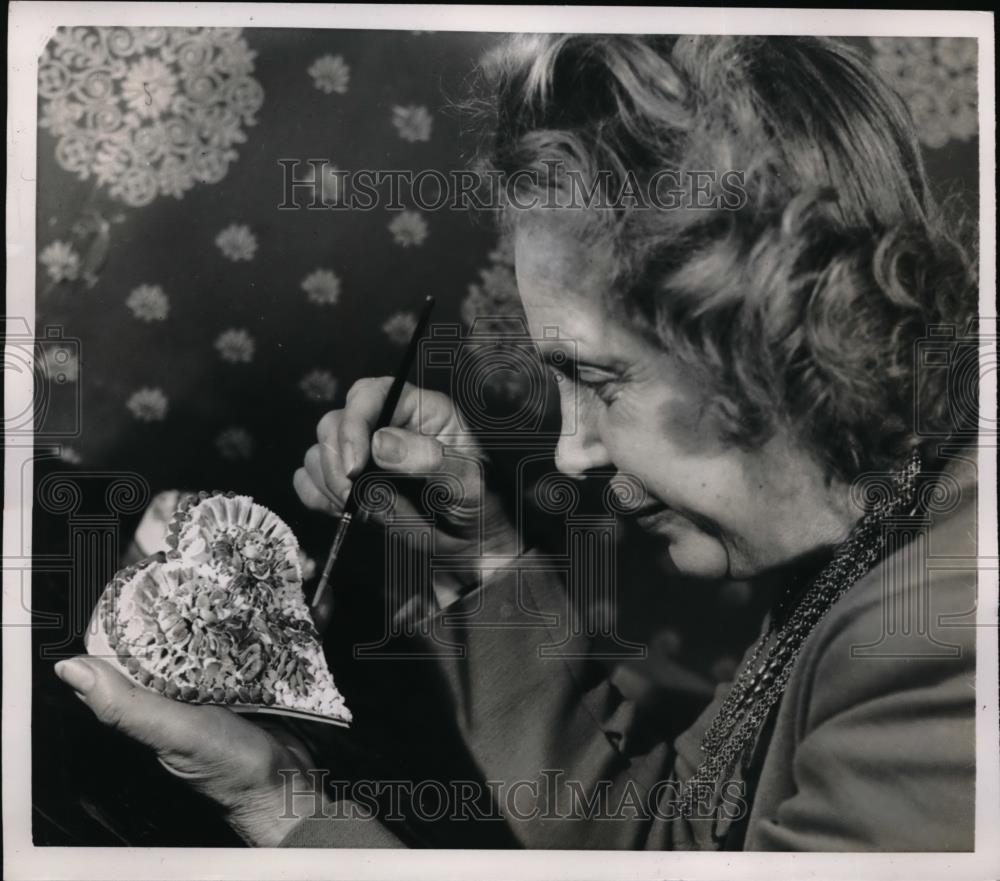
xmin=633 ymin=502 xmax=673 ymax=530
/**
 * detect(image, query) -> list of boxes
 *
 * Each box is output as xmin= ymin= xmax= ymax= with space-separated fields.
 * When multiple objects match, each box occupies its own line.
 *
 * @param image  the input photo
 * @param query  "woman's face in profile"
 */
xmin=513 ymin=215 xmax=857 ymax=580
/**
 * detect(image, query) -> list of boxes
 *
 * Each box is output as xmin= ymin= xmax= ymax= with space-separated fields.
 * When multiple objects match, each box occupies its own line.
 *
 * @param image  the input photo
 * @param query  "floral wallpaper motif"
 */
xmin=301 ymin=269 xmax=342 ymax=306
xmin=308 ymin=54 xmax=351 ymax=94
xmin=382 ymin=310 xmax=419 ymax=344
xmin=37 ymin=29 xmax=504 ymax=502
xmin=125 ymin=284 xmax=170 ymax=321
xmin=39 ymin=240 xmax=83 ymax=282
xmin=869 ymin=37 xmax=977 ymax=149
xmin=214 ymin=223 xmax=258 ymax=260
xmin=392 ymin=104 xmax=434 ymax=142
xmin=39 ymin=27 xmax=264 ymax=207
xmin=125 ymin=387 xmax=169 ymax=422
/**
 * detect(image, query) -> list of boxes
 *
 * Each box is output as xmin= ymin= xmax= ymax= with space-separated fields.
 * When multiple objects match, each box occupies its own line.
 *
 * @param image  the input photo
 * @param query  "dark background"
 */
xmin=30 ymin=28 xmax=978 ymax=845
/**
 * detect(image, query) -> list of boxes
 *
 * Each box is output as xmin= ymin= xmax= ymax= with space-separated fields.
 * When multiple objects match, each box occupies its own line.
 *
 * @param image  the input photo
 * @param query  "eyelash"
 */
xmin=587 ymin=379 xmax=620 ymax=404
xmin=551 ymin=368 xmax=619 ymax=404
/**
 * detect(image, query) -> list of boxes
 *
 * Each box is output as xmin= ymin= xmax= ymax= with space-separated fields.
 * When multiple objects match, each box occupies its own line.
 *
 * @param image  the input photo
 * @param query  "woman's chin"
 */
xmin=625 ymin=509 xmax=731 ymax=579
xmin=661 ymin=531 xmax=730 ymax=580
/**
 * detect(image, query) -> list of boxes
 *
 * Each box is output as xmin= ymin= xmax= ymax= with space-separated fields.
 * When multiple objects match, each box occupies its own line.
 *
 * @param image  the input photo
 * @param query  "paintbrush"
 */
xmin=310 ymin=294 xmax=435 ymax=632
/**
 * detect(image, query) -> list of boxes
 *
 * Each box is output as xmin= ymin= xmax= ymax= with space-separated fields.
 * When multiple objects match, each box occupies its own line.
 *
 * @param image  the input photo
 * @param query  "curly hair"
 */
xmin=467 ymin=35 xmax=978 ymax=482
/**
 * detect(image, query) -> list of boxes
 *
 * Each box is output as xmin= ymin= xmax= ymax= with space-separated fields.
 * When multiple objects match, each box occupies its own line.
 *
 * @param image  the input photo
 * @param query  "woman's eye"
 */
xmin=594 ymin=382 xmax=620 ymax=404
xmin=578 ymin=375 xmax=619 ymax=404
xmin=549 ymin=365 xmax=620 ymax=404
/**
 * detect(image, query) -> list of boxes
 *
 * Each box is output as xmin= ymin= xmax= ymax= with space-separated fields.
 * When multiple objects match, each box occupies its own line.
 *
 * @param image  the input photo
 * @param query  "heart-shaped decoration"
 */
xmin=85 ymin=492 xmax=351 ymax=725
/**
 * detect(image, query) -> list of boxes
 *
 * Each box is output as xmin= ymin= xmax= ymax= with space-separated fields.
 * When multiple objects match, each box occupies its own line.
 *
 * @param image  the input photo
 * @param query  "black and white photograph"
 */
xmin=4 ymin=4 xmax=998 ymax=879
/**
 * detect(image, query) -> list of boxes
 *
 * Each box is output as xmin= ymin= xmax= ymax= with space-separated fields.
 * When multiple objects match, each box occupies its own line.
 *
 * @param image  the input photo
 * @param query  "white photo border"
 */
xmin=5 ymin=4 xmax=997 ymax=880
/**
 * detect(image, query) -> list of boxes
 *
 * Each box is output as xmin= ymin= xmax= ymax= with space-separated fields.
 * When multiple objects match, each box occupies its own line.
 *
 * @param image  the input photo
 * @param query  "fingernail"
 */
xmin=342 ymin=441 xmax=359 ymax=478
xmin=374 ymin=429 xmax=404 ymax=465
xmin=55 ymin=659 xmax=96 ymax=695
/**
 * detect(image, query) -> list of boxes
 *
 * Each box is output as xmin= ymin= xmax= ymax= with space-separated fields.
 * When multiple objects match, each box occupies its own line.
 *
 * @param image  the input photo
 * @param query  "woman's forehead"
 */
xmin=514 ymin=219 xmax=615 ymax=297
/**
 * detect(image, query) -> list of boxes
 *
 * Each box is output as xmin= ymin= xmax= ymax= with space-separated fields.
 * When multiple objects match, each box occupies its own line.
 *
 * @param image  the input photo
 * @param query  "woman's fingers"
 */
xmin=339 ymin=378 xmax=459 ymax=477
xmin=317 ymin=442 xmax=353 ymax=501
xmin=315 ymin=408 xmax=343 ymax=448
xmin=55 ymin=657 xmax=228 ymax=767
xmin=370 ymin=427 xmax=443 ymax=472
xmin=293 ymin=467 xmax=336 ymax=514
xmin=302 ymin=446 xmax=336 ymax=504
xmin=299 ymin=379 xmax=475 ymax=517
xmin=370 ymin=428 xmax=484 ymax=514
xmin=55 ymin=657 xmax=304 ymax=819
xmin=300 ymin=443 xmax=354 ymax=512
xmin=340 ymin=377 xmax=395 ymax=477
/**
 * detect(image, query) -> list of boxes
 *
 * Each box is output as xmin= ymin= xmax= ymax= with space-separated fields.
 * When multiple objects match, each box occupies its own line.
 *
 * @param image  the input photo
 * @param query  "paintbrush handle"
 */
xmin=310 ymin=295 xmax=435 ymax=626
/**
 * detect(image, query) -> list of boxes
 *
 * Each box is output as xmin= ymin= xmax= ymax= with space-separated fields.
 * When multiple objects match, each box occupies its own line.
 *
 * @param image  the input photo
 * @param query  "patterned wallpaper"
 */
xmin=35 ymin=28 xmax=510 ymax=522
xmin=33 ymin=28 xmax=979 ymax=685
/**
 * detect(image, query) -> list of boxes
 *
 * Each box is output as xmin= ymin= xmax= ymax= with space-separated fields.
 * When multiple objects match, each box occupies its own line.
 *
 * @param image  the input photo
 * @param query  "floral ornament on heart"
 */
xmin=299 ymin=369 xmax=338 ymax=403
xmin=215 ymin=223 xmax=257 ymax=261
xmin=387 ymin=210 xmax=429 ymax=247
xmin=39 ymin=27 xmax=264 ymax=207
xmin=126 ymin=283 xmax=170 ymax=321
xmin=39 ymin=240 xmax=82 ymax=283
xmin=869 ymin=37 xmax=977 ymax=149
xmin=308 ymin=54 xmax=350 ymax=94
xmin=391 ymin=105 xmax=433 ymax=142
xmin=127 ymin=387 xmax=169 ymax=422
xmin=215 ymin=328 xmax=255 ymax=363
xmin=86 ymin=492 xmax=351 ymax=724
xmin=301 ymin=269 xmax=341 ymax=306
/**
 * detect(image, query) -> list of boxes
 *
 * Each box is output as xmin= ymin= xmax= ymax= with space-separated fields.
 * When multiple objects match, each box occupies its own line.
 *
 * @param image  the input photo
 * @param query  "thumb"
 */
xmin=371 ymin=428 xmax=483 ymax=504
xmin=371 ymin=427 xmax=444 ymax=473
xmin=54 ymin=656 xmax=219 ymax=761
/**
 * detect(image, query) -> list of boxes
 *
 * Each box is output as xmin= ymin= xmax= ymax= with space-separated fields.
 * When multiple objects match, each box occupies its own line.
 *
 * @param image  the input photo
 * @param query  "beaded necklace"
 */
xmin=677 ymin=450 xmax=922 ymax=818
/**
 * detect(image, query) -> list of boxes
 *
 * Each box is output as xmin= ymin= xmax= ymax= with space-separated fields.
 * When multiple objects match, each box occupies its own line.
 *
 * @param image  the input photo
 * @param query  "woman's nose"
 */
xmin=554 ymin=401 xmax=612 ymax=478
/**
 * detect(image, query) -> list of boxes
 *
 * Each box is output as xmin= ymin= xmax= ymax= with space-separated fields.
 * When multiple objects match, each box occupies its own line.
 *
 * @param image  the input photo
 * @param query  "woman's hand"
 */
xmin=294 ymin=378 xmax=519 ymax=588
xmin=54 ymin=656 xmax=328 ymax=847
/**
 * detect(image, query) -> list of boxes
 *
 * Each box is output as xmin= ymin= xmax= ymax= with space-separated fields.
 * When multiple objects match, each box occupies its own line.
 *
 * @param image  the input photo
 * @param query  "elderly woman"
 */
xmin=56 ymin=35 xmax=978 ymax=851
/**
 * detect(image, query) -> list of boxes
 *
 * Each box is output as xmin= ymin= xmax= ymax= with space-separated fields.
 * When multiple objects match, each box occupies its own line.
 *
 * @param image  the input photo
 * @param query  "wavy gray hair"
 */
xmin=467 ymin=35 xmax=978 ymax=482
